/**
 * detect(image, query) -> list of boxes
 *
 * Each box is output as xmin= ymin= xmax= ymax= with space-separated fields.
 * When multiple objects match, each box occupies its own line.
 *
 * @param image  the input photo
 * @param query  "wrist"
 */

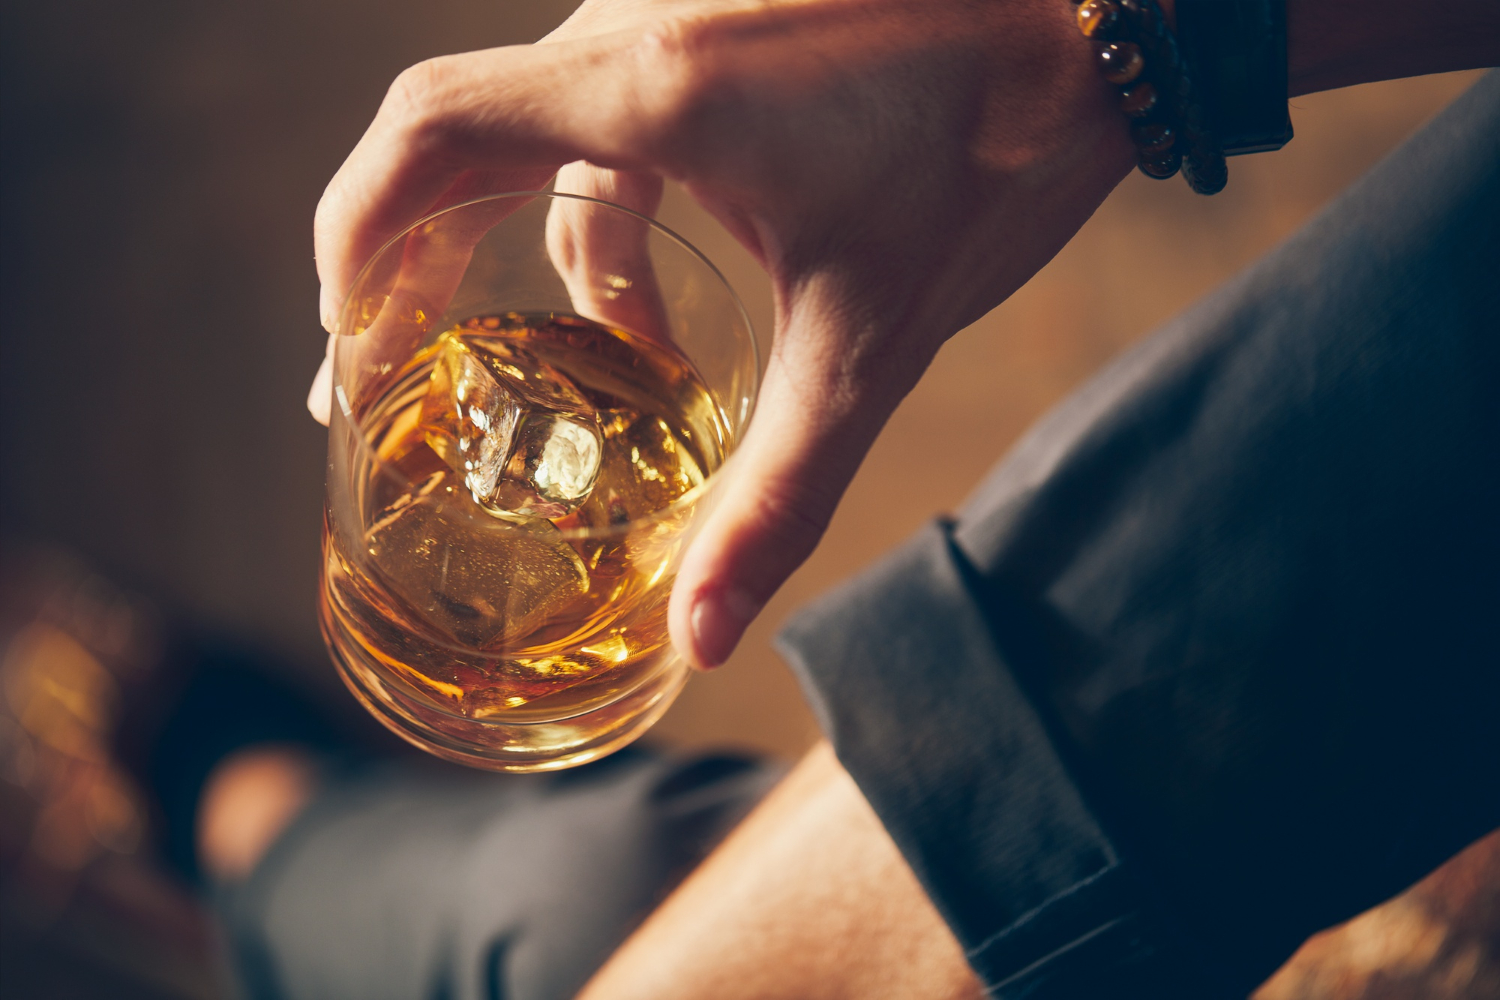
xmin=1073 ymin=0 xmax=1230 ymax=190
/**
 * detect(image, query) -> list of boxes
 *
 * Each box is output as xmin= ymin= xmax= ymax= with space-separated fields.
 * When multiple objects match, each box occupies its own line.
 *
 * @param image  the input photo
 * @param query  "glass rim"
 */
xmin=332 ymin=189 xmax=760 ymax=541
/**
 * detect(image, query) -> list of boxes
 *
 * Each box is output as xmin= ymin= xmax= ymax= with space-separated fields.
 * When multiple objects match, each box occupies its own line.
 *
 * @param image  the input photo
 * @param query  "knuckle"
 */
xmin=386 ymin=57 xmax=447 ymax=114
xmin=382 ymin=56 xmax=464 ymax=142
xmin=628 ymin=17 xmax=735 ymax=152
xmin=636 ymin=15 xmax=716 ymax=75
xmin=381 ymin=54 xmax=498 ymax=167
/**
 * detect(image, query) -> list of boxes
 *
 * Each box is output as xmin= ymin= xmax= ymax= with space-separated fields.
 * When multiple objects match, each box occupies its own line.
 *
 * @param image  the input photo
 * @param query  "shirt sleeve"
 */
xmin=777 ymin=523 xmax=1207 ymax=996
xmin=778 ymin=71 xmax=1500 ymax=998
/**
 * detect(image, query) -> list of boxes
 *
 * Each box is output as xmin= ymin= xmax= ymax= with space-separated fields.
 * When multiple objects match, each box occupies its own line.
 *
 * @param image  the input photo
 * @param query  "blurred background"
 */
xmin=0 ymin=0 xmax=1492 ymax=995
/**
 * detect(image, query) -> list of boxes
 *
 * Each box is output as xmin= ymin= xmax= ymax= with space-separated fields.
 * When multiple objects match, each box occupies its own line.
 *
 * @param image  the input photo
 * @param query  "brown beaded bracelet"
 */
xmin=1073 ymin=0 xmax=1227 ymax=194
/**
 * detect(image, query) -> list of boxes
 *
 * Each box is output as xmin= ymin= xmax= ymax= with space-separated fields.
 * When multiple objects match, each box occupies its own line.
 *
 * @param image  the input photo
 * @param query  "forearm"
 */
xmin=574 ymin=743 xmax=983 ymax=1000
xmin=1287 ymin=0 xmax=1500 ymax=97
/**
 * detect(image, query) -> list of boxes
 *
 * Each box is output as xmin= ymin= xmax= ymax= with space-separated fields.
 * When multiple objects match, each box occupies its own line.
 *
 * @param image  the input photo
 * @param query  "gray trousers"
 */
xmin=780 ymin=71 xmax=1500 ymax=996
xmin=223 ymin=73 xmax=1500 ymax=999
xmin=220 ymin=751 xmax=782 ymax=1000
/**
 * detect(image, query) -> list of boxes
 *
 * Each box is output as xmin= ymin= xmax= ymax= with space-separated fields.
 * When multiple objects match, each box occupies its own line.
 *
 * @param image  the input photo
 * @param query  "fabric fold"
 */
xmin=777 ymin=523 xmax=1205 ymax=996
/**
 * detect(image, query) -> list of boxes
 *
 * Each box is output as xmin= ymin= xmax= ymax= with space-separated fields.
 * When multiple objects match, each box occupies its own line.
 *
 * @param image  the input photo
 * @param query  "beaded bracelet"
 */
xmin=1072 ymin=0 xmax=1227 ymax=195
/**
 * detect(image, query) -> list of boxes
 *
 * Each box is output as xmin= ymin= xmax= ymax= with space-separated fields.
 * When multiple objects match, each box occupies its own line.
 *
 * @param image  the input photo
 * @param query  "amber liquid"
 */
xmin=320 ymin=312 xmax=727 ymax=730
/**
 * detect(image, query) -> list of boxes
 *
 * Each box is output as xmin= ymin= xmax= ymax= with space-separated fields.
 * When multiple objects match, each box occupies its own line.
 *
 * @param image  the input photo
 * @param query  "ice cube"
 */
xmin=419 ymin=331 xmax=603 ymax=519
xmin=419 ymin=337 xmax=522 ymax=502
xmin=364 ymin=469 xmax=589 ymax=648
xmin=488 ymin=414 xmax=602 ymax=517
xmin=580 ymin=409 xmax=705 ymax=526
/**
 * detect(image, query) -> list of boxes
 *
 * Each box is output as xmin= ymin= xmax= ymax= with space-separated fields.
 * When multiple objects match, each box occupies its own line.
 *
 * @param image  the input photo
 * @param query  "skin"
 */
xmin=241 ymin=1 xmax=1500 ymax=997
xmin=575 ymin=741 xmax=986 ymax=1000
xmin=306 ymin=0 xmax=1499 ymax=674
xmin=196 ymin=744 xmax=319 ymax=882
xmin=308 ymin=0 xmax=1139 ymax=670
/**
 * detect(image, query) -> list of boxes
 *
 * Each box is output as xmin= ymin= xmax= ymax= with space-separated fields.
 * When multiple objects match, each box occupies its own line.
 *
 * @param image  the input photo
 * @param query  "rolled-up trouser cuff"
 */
xmin=777 ymin=521 xmax=1206 ymax=997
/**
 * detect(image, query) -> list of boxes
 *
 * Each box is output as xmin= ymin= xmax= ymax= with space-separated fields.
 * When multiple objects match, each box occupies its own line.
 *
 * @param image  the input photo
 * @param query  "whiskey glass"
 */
xmin=319 ymin=192 xmax=757 ymax=771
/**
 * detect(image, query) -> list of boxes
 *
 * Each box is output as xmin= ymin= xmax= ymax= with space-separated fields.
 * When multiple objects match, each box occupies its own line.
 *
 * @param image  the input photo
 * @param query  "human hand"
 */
xmin=310 ymin=0 xmax=1135 ymax=667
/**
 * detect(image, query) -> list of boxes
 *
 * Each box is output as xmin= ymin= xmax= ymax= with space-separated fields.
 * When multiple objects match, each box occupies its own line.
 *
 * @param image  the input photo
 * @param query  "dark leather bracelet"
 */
xmin=1174 ymin=0 xmax=1293 ymax=155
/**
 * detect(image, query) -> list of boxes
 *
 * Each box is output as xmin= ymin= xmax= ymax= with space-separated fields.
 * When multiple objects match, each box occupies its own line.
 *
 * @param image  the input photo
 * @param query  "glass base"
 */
xmin=318 ymin=585 xmax=689 ymax=773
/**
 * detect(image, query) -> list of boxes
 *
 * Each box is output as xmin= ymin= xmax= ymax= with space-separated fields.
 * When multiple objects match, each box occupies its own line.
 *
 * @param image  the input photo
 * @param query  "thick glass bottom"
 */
xmin=317 ymin=581 xmax=689 ymax=772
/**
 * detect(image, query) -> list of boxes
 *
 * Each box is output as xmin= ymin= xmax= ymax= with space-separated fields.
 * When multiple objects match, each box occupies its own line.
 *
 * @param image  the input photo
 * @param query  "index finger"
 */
xmin=313 ymin=37 xmax=662 ymax=332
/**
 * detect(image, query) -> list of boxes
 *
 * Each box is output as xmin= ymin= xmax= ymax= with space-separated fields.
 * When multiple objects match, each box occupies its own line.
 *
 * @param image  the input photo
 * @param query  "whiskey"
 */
xmin=320 ymin=312 xmax=728 ymax=733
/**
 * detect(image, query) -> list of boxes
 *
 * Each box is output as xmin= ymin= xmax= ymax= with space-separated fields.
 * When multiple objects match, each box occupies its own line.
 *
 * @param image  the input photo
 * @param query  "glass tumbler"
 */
xmin=319 ymin=192 xmax=757 ymax=771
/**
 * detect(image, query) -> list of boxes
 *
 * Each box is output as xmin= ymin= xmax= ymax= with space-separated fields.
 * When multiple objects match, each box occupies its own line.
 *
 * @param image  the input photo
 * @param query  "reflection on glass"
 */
xmin=320 ymin=194 xmax=757 ymax=772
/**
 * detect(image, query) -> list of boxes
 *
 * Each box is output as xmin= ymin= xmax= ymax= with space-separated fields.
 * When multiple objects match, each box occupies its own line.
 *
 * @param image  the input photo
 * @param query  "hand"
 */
xmin=311 ymin=0 xmax=1135 ymax=666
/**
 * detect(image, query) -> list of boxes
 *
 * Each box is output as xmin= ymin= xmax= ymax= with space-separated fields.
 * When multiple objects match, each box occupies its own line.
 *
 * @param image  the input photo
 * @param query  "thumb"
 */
xmin=668 ymin=283 xmax=924 ymax=668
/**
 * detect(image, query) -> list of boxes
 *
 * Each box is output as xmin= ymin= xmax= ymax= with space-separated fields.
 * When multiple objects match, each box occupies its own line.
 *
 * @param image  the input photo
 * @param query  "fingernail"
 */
xmin=319 ymin=287 xmax=338 ymax=333
xmin=307 ymin=355 xmax=333 ymax=426
xmin=690 ymin=587 xmax=760 ymax=669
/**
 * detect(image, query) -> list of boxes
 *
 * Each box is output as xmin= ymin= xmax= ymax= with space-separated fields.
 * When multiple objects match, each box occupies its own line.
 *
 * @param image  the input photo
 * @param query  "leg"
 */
xmin=575 ymin=743 xmax=984 ymax=1000
xmin=781 ymin=72 xmax=1500 ymax=996
xmin=211 ymin=748 xmax=779 ymax=1000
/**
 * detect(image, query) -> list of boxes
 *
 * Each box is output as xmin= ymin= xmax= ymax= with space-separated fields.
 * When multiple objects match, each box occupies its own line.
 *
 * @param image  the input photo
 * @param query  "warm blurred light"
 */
xmin=1 ymin=557 xmax=151 ymax=888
